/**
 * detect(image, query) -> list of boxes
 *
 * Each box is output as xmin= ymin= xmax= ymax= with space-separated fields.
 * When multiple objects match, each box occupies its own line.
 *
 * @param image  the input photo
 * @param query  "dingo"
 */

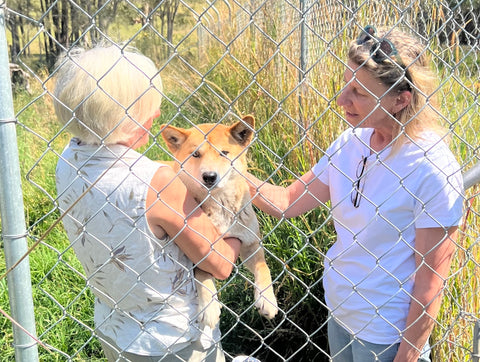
xmin=160 ymin=115 xmax=278 ymax=328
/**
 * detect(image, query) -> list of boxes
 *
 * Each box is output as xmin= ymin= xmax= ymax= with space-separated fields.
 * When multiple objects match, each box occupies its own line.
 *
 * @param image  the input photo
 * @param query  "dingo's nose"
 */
xmin=202 ymin=172 xmax=218 ymax=188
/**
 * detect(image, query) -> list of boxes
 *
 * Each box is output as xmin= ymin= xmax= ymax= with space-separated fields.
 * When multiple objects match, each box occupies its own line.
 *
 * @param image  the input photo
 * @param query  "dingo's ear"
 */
xmin=160 ymin=124 xmax=189 ymax=152
xmin=230 ymin=115 xmax=255 ymax=146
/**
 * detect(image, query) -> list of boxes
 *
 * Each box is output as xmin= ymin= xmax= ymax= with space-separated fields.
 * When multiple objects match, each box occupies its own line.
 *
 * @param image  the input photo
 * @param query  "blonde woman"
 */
xmin=247 ymin=26 xmax=464 ymax=362
xmin=54 ymin=44 xmax=240 ymax=361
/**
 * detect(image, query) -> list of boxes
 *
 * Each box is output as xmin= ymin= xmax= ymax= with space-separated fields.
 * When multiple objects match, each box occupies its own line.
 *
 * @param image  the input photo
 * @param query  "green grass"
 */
xmin=0 ymin=89 xmax=104 ymax=361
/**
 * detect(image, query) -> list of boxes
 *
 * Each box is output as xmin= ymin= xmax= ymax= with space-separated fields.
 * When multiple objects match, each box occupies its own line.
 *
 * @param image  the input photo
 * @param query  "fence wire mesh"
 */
xmin=1 ymin=0 xmax=480 ymax=361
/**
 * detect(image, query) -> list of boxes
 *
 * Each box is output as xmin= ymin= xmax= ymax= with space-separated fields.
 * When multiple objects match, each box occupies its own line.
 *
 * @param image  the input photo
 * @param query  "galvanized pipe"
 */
xmin=464 ymin=162 xmax=480 ymax=191
xmin=474 ymin=320 xmax=479 ymax=362
xmin=464 ymin=162 xmax=480 ymax=362
xmin=0 ymin=4 xmax=39 ymax=362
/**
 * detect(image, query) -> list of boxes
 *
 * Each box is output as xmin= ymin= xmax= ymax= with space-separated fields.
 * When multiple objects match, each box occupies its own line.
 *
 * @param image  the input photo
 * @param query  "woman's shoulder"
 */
xmin=405 ymin=132 xmax=458 ymax=164
xmin=399 ymin=132 xmax=462 ymax=184
xmin=146 ymin=161 xmax=179 ymax=187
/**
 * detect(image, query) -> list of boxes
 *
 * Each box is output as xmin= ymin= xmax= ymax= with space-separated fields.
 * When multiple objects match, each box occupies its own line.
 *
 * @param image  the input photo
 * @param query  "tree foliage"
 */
xmin=6 ymin=0 xmax=182 ymax=69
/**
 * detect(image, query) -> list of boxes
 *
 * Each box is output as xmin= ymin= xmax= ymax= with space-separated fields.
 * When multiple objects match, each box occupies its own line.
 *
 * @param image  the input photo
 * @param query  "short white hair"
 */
xmin=53 ymin=44 xmax=163 ymax=145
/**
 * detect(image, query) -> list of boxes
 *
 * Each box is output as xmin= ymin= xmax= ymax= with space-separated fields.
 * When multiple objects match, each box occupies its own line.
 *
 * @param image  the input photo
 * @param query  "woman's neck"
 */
xmin=370 ymin=129 xmax=393 ymax=153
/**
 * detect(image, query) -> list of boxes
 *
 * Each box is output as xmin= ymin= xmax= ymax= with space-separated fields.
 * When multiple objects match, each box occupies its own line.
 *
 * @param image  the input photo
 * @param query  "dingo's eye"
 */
xmin=220 ymin=150 xmax=229 ymax=157
xmin=192 ymin=151 xmax=201 ymax=158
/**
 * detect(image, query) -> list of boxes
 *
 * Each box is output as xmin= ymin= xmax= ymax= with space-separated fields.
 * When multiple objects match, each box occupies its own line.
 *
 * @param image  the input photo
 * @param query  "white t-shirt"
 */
xmin=56 ymin=138 xmax=217 ymax=355
xmin=312 ymin=128 xmax=464 ymax=344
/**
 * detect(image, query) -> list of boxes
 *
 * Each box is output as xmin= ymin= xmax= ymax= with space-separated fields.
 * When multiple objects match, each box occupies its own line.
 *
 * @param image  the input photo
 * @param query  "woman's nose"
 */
xmin=337 ymin=88 xmax=349 ymax=107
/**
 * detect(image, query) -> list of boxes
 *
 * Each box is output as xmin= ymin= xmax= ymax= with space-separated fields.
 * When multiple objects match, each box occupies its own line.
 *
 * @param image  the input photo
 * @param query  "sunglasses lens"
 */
xmin=379 ymin=40 xmax=395 ymax=55
xmin=371 ymin=39 xmax=396 ymax=62
xmin=357 ymin=25 xmax=376 ymax=45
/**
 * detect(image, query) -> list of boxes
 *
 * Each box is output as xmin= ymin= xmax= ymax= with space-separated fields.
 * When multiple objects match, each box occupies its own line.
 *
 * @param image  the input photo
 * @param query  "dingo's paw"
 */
xmin=197 ymin=298 xmax=222 ymax=328
xmin=254 ymin=287 xmax=278 ymax=319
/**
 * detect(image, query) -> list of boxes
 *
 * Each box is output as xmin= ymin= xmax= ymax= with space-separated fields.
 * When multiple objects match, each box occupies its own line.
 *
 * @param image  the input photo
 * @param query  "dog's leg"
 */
xmin=194 ymin=268 xmax=222 ymax=328
xmin=240 ymin=239 xmax=278 ymax=319
xmin=228 ymin=204 xmax=278 ymax=319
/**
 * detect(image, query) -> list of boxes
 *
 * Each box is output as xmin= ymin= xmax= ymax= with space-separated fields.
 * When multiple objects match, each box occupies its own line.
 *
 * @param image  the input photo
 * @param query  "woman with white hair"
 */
xmin=54 ymin=44 xmax=240 ymax=362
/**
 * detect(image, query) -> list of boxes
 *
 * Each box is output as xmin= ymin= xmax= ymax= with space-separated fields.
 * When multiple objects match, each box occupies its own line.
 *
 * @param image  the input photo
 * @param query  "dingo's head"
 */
xmin=160 ymin=115 xmax=255 ymax=193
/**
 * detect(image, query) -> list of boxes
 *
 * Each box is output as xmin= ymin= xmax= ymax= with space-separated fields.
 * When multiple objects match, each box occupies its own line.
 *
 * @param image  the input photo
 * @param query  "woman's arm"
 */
xmin=146 ymin=166 xmax=241 ymax=280
xmin=246 ymin=170 xmax=330 ymax=219
xmin=394 ymin=226 xmax=458 ymax=362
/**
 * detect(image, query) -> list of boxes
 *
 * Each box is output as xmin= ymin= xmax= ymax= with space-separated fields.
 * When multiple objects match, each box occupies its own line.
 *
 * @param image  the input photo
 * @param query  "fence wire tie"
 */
xmin=2 ymin=232 xmax=29 ymax=240
xmin=0 ymin=117 xmax=17 ymax=124
xmin=0 ymin=307 xmax=52 ymax=353
xmin=12 ymin=342 xmax=38 ymax=349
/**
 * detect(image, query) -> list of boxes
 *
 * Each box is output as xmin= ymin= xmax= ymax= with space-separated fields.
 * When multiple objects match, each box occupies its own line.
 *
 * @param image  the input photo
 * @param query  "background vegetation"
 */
xmin=1 ymin=0 xmax=480 ymax=361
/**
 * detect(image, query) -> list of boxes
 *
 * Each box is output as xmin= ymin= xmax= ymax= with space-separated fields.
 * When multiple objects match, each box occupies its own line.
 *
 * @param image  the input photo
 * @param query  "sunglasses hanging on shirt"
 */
xmin=351 ymin=156 xmax=368 ymax=208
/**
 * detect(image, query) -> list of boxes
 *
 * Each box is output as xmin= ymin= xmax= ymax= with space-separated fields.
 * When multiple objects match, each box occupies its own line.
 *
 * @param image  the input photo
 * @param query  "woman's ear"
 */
xmin=393 ymin=90 xmax=412 ymax=114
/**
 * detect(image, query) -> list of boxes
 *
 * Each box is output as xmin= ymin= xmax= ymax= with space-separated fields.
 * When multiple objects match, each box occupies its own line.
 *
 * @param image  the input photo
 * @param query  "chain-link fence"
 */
xmin=1 ymin=0 xmax=480 ymax=361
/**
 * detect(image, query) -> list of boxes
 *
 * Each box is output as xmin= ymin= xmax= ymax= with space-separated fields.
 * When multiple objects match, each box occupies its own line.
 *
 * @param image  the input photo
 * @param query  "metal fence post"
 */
xmin=463 ymin=164 xmax=480 ymax=362
xmin=0 ymin=4 xmax=39 ymax=362
xmin=298 ymin=0 xmax=308 ymax=127
xmin=463 ymin=162 xmax=480 ymax=190
xmin=474 ymin=320 xmax=480 ymax=362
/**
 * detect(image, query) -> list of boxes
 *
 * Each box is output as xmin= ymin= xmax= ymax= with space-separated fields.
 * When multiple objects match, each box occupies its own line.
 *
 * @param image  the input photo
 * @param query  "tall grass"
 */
xmin=1 ymin=1 xmax=479 ymax=361
xmin=157 ymin=3 xmax=480 ymax=359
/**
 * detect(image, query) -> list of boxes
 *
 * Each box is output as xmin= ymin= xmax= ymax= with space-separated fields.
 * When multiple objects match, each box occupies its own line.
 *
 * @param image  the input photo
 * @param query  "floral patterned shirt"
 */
xmin=56 ymin=138 xmax=206 ymax=355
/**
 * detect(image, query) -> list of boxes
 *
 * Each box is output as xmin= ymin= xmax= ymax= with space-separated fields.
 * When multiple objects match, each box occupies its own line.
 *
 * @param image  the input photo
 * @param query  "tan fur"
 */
xmin=160 ymin=115 xmax=278 ymax=328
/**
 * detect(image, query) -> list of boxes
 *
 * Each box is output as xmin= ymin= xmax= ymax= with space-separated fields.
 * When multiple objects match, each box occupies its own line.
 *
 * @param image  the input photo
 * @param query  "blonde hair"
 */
xmin=53 ymin=44 xmax=163 ymax=145
xmin=348 ymin=27 xmax=446 ymax=152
